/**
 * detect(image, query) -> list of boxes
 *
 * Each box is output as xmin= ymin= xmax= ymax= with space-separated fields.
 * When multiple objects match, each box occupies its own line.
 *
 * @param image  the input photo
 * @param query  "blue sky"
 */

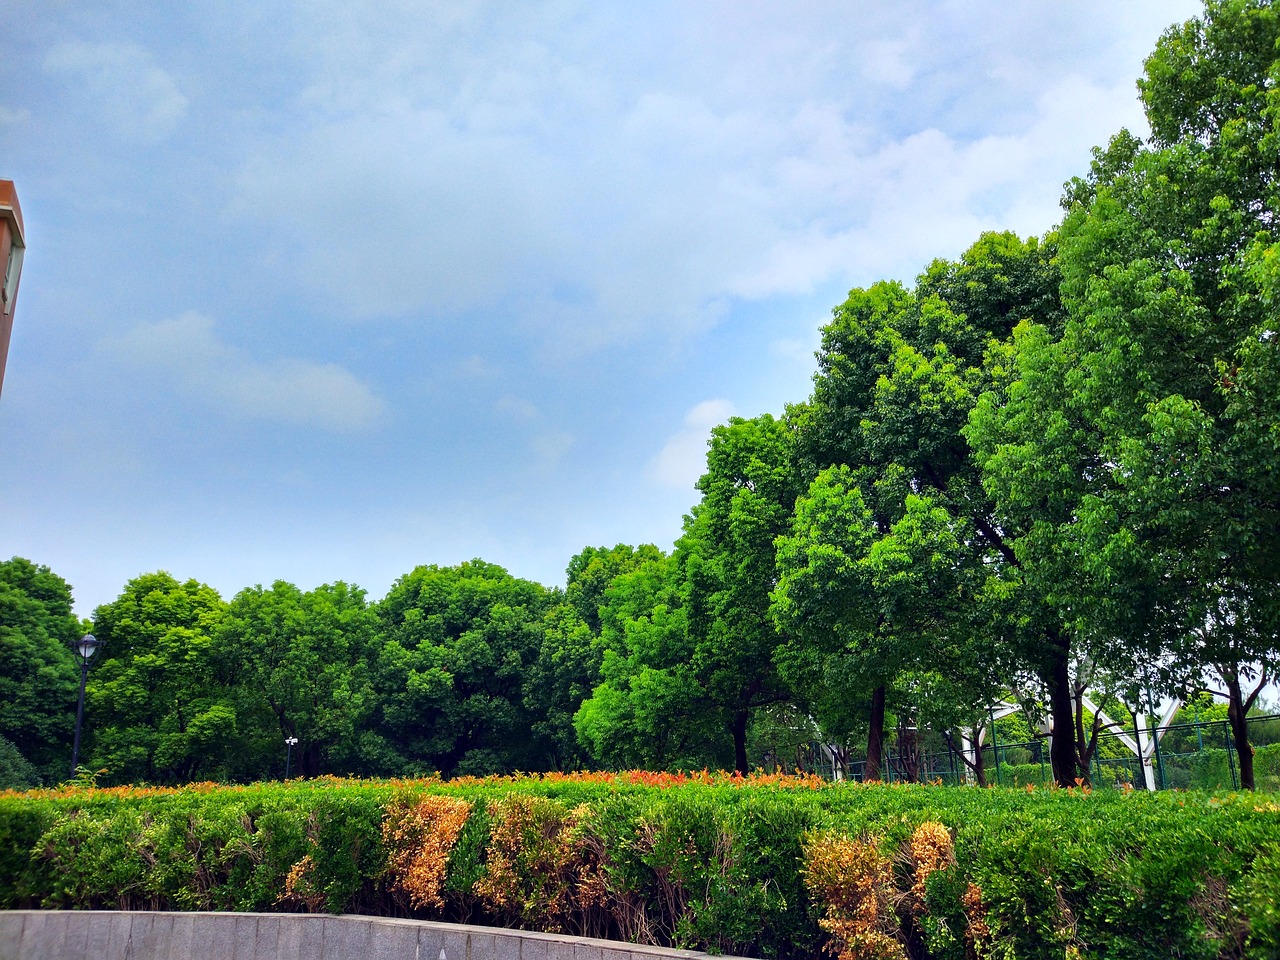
xmin=1 ymin=0 xmax=1202 ymax=615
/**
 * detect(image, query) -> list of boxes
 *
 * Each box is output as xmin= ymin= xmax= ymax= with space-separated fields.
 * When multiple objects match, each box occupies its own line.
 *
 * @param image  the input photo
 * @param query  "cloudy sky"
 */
xmin=1 ymin=0 xmax=1202 ymax=615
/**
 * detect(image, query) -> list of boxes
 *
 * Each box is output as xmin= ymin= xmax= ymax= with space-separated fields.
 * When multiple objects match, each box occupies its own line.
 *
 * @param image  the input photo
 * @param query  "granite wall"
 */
xmin=0 ymin=912 xmax=752 ymax=960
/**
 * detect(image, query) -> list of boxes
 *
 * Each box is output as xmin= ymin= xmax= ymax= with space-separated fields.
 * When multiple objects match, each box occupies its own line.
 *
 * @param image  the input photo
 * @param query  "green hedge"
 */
xmin=2 ymin=773 xmax=1279 ymax=959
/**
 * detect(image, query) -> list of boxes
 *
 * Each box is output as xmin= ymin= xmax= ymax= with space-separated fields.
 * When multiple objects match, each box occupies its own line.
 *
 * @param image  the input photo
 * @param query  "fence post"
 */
xmin=1225 ymin=723 xmax=1239 ymax=790
xmin=990 ymin=706 xmax=1002 ymax=787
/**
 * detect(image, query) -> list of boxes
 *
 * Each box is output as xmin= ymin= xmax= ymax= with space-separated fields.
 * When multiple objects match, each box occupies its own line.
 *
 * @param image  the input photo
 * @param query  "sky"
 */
xmin=1 ymin=0 xmax=1204 ymax=616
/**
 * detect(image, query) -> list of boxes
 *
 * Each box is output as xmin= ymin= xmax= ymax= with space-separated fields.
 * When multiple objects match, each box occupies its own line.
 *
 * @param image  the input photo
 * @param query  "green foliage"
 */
xmin=215 ymin=580 xmax=380 ymax=779
xmin=0 ymin=736 xmax=39 ymax=791
xmin=374 ymin=561 xmax=556 ymax=777
xmin=3 ymin=775 xmax=1279 ymax=959
xmin=0 ymin=557 xmax=81 ymax=780
xmin=975 ymin=0 xmax=1280 ymax=787
xmin=578 ymin=416 xmax=802 ymax=775
xmin=789 ymin=231 xmax=1062 ymax=780
xmin=574 ymin=551 xmax=729 ymax=772
xmin=87 ymin=572 xmax=230 ymax=785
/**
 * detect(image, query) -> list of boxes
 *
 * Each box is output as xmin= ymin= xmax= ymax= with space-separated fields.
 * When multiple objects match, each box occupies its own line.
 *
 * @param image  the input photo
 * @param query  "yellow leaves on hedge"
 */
xmin=905 ymin=820 xmax=955 ymax=908
xmin=474 ymin=796 xmax=598 ymax=932
xmin=382 ymin=794 xmax=473 ymax=910
xmin=281 ymin=853 xmax=325 ymax=912
xmin=804 ymin=821 xmax=990 ymax=960
xmin=802 ymin=832 xmax=904 ymax=960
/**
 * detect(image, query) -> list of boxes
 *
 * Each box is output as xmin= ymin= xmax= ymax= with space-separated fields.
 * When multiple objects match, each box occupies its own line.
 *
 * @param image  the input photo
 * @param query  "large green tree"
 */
xmin=970 ymin=0 xmax=1280 ymax=788
xmin=574 ymin=550 xmax=724 ymax=770
xmin=577 ymin=415 xmax=802 ymax=774
xmin=373 ymin=560 xmax=553 ymax=776
xmin=0 ymin=557 xmax=82 ymax=782
xmin=794 ymin=233 xmax=1071 ymax=781
xmin=678 ymin=414 xmax=802 ymax=773
xmin=564 ymin=544 xmax=666 ymax=634
xmin=86 ymin=572 xmax=231 ymax=784
xmin=214 ymin=580 xmax=379 ymax=780
xmin=522 ymin=545 xmax=665 ymax=772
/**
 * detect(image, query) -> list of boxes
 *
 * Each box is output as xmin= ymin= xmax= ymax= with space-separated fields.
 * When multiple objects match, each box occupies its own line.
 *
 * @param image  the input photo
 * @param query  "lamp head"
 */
xmin=74 ymin=634 xmax=101 ymax=665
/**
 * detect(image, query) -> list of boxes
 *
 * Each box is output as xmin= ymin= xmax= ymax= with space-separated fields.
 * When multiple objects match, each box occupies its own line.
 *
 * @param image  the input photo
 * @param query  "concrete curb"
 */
xmin=0 ymin=911 xmax=756 ymax=960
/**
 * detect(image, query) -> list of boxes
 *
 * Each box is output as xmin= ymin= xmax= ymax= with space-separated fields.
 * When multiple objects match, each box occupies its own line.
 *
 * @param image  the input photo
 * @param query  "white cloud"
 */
xmin=859 ymin=37 xmax=918 ymax=89
xmin=104 ymin=312 xmax=385 ymax=431
xmin=530 ymin=430 xmax=574 ymax=469
xmin=771 ymin=336 xmax=818 ymax=364
xmin=0 ymin=105 xmax=31 ymax=125
xmin=44 ymin=40 xmax=188 ymax=142
xmin=223 ymin=1 xmax=1194 ymax=352
xmin=495 ymin=396 xmax=541 ymax=421
xmin=493 ymin=395 xmax=575 ymax=469
xmin=648 ymin=399 xmax=737 ymax=491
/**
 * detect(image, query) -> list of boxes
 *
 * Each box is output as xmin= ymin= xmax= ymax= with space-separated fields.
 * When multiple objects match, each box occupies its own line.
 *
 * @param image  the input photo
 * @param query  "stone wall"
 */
xmin=0 ymin=911 xmax=753 ymax=960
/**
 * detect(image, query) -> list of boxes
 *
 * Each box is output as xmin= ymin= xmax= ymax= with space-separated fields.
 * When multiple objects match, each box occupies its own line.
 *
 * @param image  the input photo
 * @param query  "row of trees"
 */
xmin=2 ymin=0 xmax=1276 ymax=790
xmin=581 ymin=0 xmax=1280 ymax=790
xmin=1 ymin=555 xmax=639 ymax=786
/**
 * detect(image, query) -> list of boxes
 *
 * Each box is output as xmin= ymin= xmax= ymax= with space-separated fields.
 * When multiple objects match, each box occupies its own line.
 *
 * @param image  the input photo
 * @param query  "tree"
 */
xmin=574 ymin=550 xmax=729 ymax=770
xmin=678 ymin=414 xmax=802 ymax=773
xmin=771 ymin=466 xmax=883 ymax=776
xmin=564 ymin=544 xmax=665 ymax=635
xmin=772 ymin=468 xmax=997 ymax=781
xmin=87 ymin=572 xmax=230 ymax=784
xmin=522 ymin=544 xmax=672 ymax=771
xmin=521 ymin=597 xmax=598 ymax=771
xmin=0 ymin=557 xmax=81 ymax=781
xmin=373 ymin=561 xmax=553 ymax=776
xmin=214 ymin=580 xmax=379 ymax=779
xmin=576 ymin=416 xmax=801 ymax=774
xmin=971 ymin=0 xmax=1280 ymax=787
xmin=795 ymin=233 xmax=1072 ymax=782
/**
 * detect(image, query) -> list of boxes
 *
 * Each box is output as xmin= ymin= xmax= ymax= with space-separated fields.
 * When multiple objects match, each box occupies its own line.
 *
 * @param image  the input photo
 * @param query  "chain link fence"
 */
xmin=812 ymin=714 xmax=1280 ymax=791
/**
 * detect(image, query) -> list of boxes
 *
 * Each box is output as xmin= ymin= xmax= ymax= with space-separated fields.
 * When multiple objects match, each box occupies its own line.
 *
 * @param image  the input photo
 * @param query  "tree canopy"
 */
xmin=7 ymin=1 xmax=1277 ymax=790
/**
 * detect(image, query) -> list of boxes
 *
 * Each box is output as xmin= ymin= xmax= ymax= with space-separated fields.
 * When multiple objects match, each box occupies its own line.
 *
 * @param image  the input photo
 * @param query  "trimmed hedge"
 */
xmin=2 ymin=772 xmax=1279 ymax=959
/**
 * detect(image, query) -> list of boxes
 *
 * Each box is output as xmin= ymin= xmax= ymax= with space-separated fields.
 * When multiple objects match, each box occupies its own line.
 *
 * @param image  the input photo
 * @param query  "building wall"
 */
xmin=0 ymin=180 xmax=26 ymax=400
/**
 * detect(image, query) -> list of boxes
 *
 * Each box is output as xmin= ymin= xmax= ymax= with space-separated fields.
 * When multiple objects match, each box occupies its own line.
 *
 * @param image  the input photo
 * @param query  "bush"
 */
xmin=0 ymin=737 xmax=39 ymax=791
xmin=2 ymin=772 xmax=1279 ymax=959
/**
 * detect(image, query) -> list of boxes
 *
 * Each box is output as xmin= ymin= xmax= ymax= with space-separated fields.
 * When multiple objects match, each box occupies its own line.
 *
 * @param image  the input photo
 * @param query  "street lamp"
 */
xmin=284 ymin=736 xmax=298 ymax=780
xmin=70 ymin=633 xmax=101 ymax=777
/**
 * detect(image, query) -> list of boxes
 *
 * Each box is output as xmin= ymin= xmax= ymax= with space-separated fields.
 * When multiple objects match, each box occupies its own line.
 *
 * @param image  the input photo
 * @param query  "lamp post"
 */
xmin=284 ymin=736 xmax=298 ymax=780
xmin=70 ymin=633 xmax=101 ymax=777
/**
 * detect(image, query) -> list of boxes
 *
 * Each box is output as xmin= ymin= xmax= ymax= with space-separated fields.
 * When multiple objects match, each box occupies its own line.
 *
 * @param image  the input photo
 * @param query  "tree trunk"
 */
xmin=1045 ymin=635 xmax=1079 ymax=788
xmin=1224 ymin=670 xmax=1256 ymax=791
xmin=730 ymin=709 xmax=750 ymax=775
xmin=898 ymin=721 xmax=921 ymax=782
xmin=1071 ymin=676 xmax=1096 ymax=787
xmin=944 ymin=728 xmax=986 ymax=787
xmin=973 ymin=731 xmax=987 ymax=787
xmin=865 ymin=684 xmax=886 ymax=782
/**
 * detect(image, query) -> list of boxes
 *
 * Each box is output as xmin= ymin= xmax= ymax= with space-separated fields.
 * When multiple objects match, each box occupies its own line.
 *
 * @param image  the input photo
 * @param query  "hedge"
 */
xmin=2 ymin=771 xmax=1279 ymax=959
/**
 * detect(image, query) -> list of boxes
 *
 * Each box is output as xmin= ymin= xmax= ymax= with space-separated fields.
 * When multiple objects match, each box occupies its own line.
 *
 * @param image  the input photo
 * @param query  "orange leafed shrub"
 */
xmin=900 ymin=821 xmax=989 ymax=957
xmin=474 ymin=795 xmax=597 ymax=931
xmin=961 ymin=881 xmax=990 ymax=946
xmin=905 ymin=821 xmax=955 ymax=909
xmin=281 ymin=854 xmax=326 ymax=912
xmin=382 ymin=794 xmax=473 ymax=910
xmin=802 ymin=832 xmax=905 ymax=960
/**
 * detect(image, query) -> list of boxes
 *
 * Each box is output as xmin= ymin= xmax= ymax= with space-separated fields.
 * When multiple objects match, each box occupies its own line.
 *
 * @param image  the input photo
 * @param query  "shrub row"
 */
xmin=2 ymin=772 xmax=1279 ymax=959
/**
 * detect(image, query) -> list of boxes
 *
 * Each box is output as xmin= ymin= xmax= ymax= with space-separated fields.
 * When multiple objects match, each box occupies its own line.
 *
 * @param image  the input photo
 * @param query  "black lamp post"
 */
xmin=70 ymin=633 xmax=101 ymax=777
xmin=284 ymin=736 xmax=298 ymax=780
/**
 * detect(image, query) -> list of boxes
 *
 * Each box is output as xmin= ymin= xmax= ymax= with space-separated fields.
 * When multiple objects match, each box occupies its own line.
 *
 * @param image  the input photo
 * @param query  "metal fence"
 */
xmin=824 ymin=714 xmax=1280 ymax=791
